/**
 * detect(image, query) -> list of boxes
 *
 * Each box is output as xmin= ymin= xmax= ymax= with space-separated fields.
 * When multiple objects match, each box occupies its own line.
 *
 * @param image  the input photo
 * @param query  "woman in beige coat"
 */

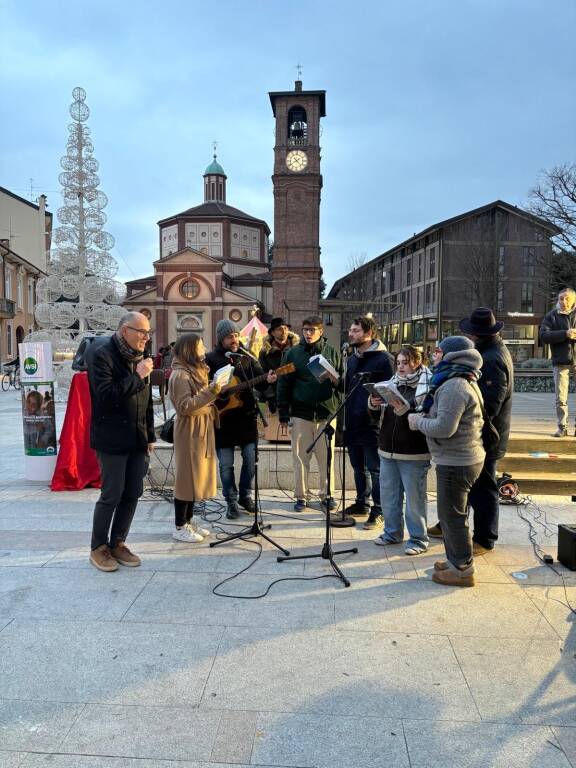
xmin=169 ymin=333 xmax=221 ymax=543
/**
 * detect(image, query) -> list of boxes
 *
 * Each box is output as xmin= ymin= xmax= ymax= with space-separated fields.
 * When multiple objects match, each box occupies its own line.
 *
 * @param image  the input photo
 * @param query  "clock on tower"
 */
xmin=269 ymin=79 xmax=326 ymax=327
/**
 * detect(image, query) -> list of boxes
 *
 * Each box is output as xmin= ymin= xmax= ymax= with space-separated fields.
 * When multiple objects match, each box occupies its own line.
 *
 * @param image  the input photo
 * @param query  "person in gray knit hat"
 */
xmin=407 ymin=336 xmax=485 ymax=587
xmin=206 ymin=318 xmax=276 ymax=519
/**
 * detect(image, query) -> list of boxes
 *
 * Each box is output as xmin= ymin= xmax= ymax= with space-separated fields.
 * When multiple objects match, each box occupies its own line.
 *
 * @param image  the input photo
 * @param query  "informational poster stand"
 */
xmin=19 ymin=341 xmax=57 ymax=482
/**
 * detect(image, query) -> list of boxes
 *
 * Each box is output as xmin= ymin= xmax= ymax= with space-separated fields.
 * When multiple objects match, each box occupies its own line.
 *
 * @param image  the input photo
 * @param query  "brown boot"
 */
xmin=110 ymin=542 xmax=141 ymax=567
xmin=434 ymin=560 xmax=450 ymax=571
xmin=432 ymin=565 xmax=475 ymax=587
xmin=89 ymin=544 xmax=119 ymax=572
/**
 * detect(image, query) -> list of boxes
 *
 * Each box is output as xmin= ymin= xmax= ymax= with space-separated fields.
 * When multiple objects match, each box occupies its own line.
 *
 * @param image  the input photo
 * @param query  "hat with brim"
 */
xmin=459 ymin=307 xmax=503 ymax=336
xmin=268 ymin=317 xmax=291 ymax=332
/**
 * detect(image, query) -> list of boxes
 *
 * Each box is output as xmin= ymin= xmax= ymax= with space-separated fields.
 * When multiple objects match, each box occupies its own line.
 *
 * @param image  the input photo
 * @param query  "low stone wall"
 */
xmin=514 ymin=370 xmax=576 ymax=393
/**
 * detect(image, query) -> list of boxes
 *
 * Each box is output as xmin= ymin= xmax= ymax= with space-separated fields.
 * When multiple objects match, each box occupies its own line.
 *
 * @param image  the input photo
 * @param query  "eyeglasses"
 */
xmin=127 ymin=327 xmax=154 ymax=338
xmin=302 ymin=327 xmax=321 ymax=333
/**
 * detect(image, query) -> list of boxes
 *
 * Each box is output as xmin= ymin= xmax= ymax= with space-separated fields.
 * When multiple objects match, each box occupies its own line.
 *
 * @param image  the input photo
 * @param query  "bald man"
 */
xmin=87 ymin=312 xmax=156 ymax=571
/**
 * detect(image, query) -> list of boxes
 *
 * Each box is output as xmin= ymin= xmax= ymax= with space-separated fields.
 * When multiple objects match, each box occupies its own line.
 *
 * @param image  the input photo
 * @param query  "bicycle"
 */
xmin=1 ymin=366 xmax=21 ymax=391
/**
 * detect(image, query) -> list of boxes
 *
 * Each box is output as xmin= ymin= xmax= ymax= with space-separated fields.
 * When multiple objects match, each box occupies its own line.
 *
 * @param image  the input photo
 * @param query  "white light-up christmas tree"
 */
xmin=28 ymin=87 xmax=126 ymax=391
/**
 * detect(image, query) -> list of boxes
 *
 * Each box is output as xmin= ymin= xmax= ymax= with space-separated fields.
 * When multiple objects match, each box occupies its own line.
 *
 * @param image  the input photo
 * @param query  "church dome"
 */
xmin=204 ymin=156 xmax=226 ymax=176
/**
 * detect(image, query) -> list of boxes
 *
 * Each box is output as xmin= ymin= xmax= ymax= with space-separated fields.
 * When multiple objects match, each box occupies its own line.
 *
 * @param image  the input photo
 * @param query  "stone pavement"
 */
xmin=1 ymin=387 xmax=576 ymax=768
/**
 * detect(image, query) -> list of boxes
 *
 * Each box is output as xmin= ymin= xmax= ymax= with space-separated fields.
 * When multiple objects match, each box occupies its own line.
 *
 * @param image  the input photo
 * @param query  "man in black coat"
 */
xmin=463 ymin=308 xmax=514 ymax=552
xmin=206 ymin=319 xmax=276 ymax=519
xmin=87 ymin=311 xmax=155 ymax=572
xmin=539 ymin=287 xmax=576 ymax=437
xmin=344 ymin=316 xmax=394 ymax=529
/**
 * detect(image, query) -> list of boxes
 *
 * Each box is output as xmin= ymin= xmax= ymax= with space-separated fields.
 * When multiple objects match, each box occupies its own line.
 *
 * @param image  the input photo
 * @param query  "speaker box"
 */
xmin=558 ymin=524 xmax=576 ymax=571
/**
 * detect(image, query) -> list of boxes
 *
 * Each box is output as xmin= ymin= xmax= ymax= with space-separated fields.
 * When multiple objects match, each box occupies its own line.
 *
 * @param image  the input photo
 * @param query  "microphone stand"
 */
xmin=331 ymin=349 xmax=355 ymax=528
xmin=210 ymin=352 xmax=289 ymax=556
xmin=277 ymin=379 xmax=364 ymax=587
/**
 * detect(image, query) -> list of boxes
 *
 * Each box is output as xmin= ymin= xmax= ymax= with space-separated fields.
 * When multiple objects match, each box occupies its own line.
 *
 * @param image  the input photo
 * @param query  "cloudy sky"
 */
xmin=1 ymin=0 xmax=575 ymax=291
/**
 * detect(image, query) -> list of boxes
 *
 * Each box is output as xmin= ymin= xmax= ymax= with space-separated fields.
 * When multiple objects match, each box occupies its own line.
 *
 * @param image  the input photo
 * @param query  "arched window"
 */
xmin=288 ymin=106 xmax=307 ymax=146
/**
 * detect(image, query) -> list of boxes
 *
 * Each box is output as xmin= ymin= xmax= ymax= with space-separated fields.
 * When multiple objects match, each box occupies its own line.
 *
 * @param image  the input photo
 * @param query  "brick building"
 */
xmin=123 ymin=156 xmax=271 ymax=350
xmin=324 ymin=200 xmax=560 ymax=363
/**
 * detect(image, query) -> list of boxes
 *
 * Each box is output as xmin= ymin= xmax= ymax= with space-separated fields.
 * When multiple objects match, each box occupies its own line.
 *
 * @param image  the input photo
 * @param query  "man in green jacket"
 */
xmin=277 ymin=315 xmax=341 ymax=511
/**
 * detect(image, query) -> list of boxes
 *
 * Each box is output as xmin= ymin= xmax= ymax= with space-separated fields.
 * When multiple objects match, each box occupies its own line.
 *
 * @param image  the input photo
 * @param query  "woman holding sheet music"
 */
xmin=368 ymin=346 xmax=432 ymax=555
xmin=169 ymin=334 xmax=222 ymax=543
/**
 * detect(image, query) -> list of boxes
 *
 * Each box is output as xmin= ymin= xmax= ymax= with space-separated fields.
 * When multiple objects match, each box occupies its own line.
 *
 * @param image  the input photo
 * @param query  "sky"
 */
xmin=1 ymin=0 xmax=575 ymax=292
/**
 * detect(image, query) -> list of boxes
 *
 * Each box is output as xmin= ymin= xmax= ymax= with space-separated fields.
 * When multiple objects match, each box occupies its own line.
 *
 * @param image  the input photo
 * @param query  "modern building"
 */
xmin=324 ymin=200 xmax=560 ymax=362
xmin=123 ymin=155 xmax=272 ymax=349
xmin=0 ymin=187 xmax=51 ymax=364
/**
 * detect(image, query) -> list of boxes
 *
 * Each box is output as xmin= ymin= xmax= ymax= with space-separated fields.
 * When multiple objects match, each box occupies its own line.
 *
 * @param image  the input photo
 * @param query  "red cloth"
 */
xmin=51 ymin=371 xmax=101 ymax=491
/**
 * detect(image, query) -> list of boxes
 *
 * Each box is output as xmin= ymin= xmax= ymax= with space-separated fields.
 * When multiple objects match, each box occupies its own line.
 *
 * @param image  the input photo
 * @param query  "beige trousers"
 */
xmin=290 ymin=416 xmax=335 ymax=500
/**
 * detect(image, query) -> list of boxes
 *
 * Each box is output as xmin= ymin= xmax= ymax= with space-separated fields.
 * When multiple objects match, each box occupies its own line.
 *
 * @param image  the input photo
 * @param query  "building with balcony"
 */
xmin=0 ymin=187 xmax=51 ymax=363
xmin=323 ymin=200 xmax=560 ymax=363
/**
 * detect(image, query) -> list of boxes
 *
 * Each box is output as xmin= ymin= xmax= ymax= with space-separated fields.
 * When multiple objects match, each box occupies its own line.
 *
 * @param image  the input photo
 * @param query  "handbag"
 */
xmin=470 ymin=382 xmax=500 ymax=453
xmin=159 ymin=414 xmax=175 ymax=444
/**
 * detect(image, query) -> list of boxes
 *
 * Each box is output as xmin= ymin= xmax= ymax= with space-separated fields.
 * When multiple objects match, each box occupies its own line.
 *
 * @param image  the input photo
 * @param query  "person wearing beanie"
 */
xmin=540 ymin=287 xmax=576 ymax=437
xmin=408 ymin=335 xmax=485 ymax=587
xmin=205 ymin=319 xmax=277 ymax=519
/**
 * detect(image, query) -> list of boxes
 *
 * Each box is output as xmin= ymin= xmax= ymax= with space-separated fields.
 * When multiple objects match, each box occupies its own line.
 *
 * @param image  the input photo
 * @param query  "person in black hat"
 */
xmin=259 ymin=318 xmax=299 ymax=413
xmin=427 ymin=308 xmax=513 ymax=554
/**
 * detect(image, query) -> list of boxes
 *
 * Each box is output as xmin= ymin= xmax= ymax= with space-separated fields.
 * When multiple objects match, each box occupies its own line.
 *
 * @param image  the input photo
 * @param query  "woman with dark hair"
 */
xmin=369 ymin=345 xmax=432 ymax=555
xmin=169 ymin=333 xmax=221 ymax=543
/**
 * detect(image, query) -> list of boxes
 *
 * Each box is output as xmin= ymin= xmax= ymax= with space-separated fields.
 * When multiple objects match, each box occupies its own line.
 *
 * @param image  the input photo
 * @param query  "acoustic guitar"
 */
xmin=216 ymin=363 xmax=295 ymax=417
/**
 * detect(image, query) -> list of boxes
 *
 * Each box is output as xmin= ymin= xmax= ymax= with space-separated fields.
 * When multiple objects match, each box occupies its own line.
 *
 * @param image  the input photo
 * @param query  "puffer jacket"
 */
xmin=277 ymin=337 xmax=341 ymax=422
xmin=259 ymin=331 xmax=300 ymax=372
xmin=370 ymin=381 xmax=430 ymax=459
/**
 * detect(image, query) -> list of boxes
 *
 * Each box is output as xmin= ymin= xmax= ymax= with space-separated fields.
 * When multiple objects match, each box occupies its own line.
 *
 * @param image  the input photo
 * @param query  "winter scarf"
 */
xmin=114 ymin=331 xmax=144 ymax=363
xmin=421 ymin=359 xmax=480 ymax=414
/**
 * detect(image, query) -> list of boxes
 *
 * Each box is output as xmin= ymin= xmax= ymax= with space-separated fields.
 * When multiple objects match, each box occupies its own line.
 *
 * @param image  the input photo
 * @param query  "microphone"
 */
xmin=354 ymin=371 xmax=373 ymax=380
xmin=225 ymin=351 xmax=243 ymax=359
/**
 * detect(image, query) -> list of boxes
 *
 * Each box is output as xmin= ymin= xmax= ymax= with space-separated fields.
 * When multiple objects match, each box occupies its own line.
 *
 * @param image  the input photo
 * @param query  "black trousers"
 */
xmin=91 ymin=450 xmax=149 ymax=550
xmin=468 ymin=456 xmax=500 ymax=548
xmin=174 ymin=498 xmax=195 ymax=528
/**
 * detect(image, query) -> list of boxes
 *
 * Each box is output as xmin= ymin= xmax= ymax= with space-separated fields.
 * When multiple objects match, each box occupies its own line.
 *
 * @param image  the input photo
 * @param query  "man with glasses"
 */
xmin=277 ymin=315 xmax=341 ymax=511
xmin=87 ymin=311 xmax=155 ymax=572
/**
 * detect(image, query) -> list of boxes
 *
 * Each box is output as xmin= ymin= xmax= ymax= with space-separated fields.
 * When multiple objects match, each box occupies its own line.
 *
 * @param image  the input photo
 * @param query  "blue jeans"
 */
xmin=216 ymin=443 xmax=255 ymax=503
xmin=379 ymin=457 xmax=430 ymax=549
xmin=347 ymin=444 xmax=381 ymax=512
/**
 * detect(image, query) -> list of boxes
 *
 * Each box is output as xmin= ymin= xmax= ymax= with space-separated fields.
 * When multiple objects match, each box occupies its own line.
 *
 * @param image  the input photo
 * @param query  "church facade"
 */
xmin=123 ymin=156 xmax=272 ymax=349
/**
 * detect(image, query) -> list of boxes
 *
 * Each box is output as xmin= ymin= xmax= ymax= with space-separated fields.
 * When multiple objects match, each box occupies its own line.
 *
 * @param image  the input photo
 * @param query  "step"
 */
xmin=507 ymin=435 xmax=576 ymax=455
xmin=500 ymin=452 xmax=576 ymax=474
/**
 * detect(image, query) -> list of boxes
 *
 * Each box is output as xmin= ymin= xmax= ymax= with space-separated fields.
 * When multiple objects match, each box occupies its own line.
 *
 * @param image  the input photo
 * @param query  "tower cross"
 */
xmin=295 ymin=63 xmax=303 ymax=80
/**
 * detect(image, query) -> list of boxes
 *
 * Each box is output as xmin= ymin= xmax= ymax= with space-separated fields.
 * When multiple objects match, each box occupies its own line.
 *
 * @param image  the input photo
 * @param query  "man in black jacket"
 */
xmin=540 ymin=287 xmax=576 ymax=437
xmin=344 ymin=316 xmax=394 ymax=529
xmin=427 ymin=308 xmax=514 ymax=553
xmin=87 ymin=312 xmax=155 ymax=572
xmin=206 ymin=319 xmax=276 ymax=519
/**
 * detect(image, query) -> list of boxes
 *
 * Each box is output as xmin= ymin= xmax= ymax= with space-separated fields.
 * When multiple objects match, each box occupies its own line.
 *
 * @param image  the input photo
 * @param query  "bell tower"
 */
xmin=269 ymin=79 xmax=326 ymax=327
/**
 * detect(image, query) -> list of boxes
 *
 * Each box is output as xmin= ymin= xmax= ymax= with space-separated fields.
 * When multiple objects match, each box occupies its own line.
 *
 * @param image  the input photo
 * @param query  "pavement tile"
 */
xmin=451 ymin=635 xmax=576 ymax=725
xmin=202 ymin=626 xmax=480 ymax=721
xmin=210 ymin=710 xmax=257 ymax=764
xmin=0 ymin=620 xmax=223 ymax=706
xmin=0 ymin=753 xmax=27 ymax=768
xmin=522 ymin=586 xmax=576 ymax=640
xmin=44 ymin=546 xmax=224 ymax=573
xmin=251 ymin=711 xmax=409 ymax=767
xmin=334 ymin=578 xmax=559 ymax=638
xmin=60 ymin=704 xmax=221 ymax=761
xmin=551 ymin=727 xmax=576 ymax=766
xmin=20 ymin=756 xmax=263 ymax=768
xmin=0 ymin=551 xmax=61 ymax=568
xmin=403 ymin=720 xmax=571 ymax=768
xmin=0 ymin=567 xmax=153 ymax=621
xmin=0 ymin=700 xmax=84 ymax=752
xmin=123 ymin=571 xmax=336 ymax=628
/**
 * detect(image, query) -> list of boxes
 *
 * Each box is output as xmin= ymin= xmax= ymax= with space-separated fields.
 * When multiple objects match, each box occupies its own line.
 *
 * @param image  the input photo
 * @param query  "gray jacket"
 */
xmin=412 ymin=349 xmax=485 ymax=467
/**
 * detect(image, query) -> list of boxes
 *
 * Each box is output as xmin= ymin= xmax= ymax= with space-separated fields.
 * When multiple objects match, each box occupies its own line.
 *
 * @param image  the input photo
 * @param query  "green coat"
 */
xmin=277 ymin=338 xmax=342 ymax=422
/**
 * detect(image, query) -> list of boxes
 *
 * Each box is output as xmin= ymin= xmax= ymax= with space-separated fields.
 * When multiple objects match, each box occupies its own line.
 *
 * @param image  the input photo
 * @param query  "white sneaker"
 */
xmin=187 ymin=520 xmax=210 ymax=538
xmin=173 ymin=527 xmax=203 ymax=543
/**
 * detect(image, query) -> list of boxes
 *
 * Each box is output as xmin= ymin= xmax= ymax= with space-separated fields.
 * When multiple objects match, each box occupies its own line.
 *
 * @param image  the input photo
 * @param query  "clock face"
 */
xmin=286 ymin=150 xmax=308 ymax=172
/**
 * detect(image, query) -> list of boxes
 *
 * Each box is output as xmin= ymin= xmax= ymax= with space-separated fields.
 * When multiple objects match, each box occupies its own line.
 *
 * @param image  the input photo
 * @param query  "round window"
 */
xmin=229 ymin=309 xmax=242 ymax=322
xmin=180 ymin=279 xmax=200 ymax=299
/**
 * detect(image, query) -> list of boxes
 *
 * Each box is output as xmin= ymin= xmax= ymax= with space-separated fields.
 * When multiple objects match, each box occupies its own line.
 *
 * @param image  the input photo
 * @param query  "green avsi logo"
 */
xmin=23 ymin=357 xmax=38 ymax=375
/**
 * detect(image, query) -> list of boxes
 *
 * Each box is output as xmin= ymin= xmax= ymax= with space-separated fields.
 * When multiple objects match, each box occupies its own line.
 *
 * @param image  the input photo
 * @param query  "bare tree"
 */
xmin=528 ymin=162 xmax=576 ymax=251
xmin=347 ymin=251 xmax=368 ymax=272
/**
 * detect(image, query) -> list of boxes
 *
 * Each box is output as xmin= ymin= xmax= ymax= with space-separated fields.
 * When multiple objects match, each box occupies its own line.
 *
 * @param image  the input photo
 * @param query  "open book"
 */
xmin=307 ymin=354 xmax=340 ymax=384
xmin=212 ymin=364 xmax=234 ymax=389
xmin=363 ymin=381 xmax=410 ymax=415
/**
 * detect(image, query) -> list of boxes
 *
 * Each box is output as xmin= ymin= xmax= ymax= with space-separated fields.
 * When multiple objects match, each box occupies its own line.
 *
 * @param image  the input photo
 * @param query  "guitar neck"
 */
xmin=227 ymin=372 xmax=267 ymax=395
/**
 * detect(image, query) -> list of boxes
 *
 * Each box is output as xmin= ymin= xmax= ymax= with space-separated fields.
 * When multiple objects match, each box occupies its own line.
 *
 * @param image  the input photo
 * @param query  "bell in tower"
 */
xmin=288 ymin=106 xmax=308 ymax=146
